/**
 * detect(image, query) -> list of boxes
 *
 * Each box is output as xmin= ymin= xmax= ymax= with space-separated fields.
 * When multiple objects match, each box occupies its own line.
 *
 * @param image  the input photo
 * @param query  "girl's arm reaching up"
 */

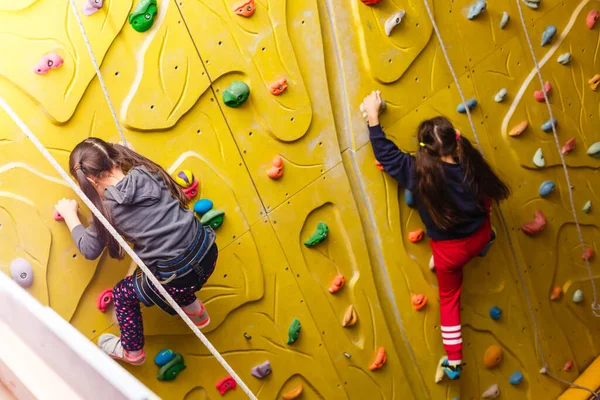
xmin=55 ymin=198 xmax=107 ymax=260
xmin=363 ymin=91 xmax=415 ymax=188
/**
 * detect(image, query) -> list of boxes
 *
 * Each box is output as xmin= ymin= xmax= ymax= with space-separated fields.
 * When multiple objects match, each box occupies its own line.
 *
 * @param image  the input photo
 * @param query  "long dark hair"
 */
xmin=69 ymin=138 xmax=189 ymax=259
xmin=415 ymin=116 xmax=510 ymax=230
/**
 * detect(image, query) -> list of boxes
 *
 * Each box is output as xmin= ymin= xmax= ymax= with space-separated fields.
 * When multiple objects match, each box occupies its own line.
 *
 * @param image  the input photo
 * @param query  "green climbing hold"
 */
xmin=583 ymin=201 xmax=592 ymax=214
xmin=287 ymin=318 xmax=301 ymax=344
xmin=200 ymin=209 xmax=225 ymax=230
xmin=304 ymin=222 xmax=329 ymax=247
xmin=222 ymin=81 xmax=250 ymax=107
xmin=157 ymin=353 xmax=186 ymax=381
xmin=129 ymin=0 xmax=158 ymax=33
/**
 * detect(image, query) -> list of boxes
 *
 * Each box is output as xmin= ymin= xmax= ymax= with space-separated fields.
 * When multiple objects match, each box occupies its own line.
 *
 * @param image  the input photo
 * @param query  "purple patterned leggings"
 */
xmin=112 ymin=275 xmax=198 ymax=351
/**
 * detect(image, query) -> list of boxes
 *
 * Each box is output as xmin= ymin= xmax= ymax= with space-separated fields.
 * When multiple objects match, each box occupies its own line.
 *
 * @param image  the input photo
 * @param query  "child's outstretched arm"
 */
xmin=363 ymin=91 xmax=415 ymax=188
xmin=55 ymin=198 xmax=106 ymax=260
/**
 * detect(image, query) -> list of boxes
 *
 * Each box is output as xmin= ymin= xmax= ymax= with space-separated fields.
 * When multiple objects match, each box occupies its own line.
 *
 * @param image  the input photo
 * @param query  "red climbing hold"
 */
xmin=564 ymin=360 xmax=574 ymax=371
xmin=97 ymin=289 xmax=113 ymax=313
xmin=582 ymin=248 xmax=594 ymax=261
xmin=533 ymin=81 xmax=552 ymax=102
xmin=587 ymin=10 xmax=599 ymax=29
xmin=408 ymin=229 xmax=425 ymax=243
xmin=412 ymin=294 xmax=428 ymax=311
xmin=269 ymin=78 xmax=288 ymax=96
xmin=234 ymin=0 xmax=255 ymax=17
xmin=562 ymin=138 xmax=576 ymax=155
xmin=34 ymin=53 xmax=63 ymax=74
xmin=521 ymin=211 xmax=546 ymax=236
xmin=182 ymin=179 xmax=199 ymax=199
xmin=53 ymin=210 xmax=64 ymax=221
xmin=374 ymin=160 xmax=384 ymax=171
xmin=360 ymin=0 xmax=383 ymax=5
xmin=328 ymin=274 xmax=345 ymax=293
xmin=216 ymin=376 xmax=237 ymax=395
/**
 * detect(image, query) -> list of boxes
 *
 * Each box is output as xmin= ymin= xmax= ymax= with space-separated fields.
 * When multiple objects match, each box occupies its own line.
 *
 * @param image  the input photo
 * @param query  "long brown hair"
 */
xmin=415 ymin=116 xmax=510 ymax=230
xmin=69 ymin=138 xmax=189 ymax=259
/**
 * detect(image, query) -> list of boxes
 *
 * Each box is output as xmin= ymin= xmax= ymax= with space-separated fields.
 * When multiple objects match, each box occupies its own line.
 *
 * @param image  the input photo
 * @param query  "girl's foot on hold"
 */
xmin=183 ymin=300 xmax=210 ymax=329
xmin=441 ymin=358 xmax=462 ymax=380
xmin=479 ymin=225 xmax=497 ymax=257
xmin=97 ymin=334 xmax=146 ymax=365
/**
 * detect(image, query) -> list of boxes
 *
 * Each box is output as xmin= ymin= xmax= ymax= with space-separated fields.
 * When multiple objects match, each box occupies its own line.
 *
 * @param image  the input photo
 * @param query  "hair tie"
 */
xmin=419 ymin=142 xmax=425 ymax=147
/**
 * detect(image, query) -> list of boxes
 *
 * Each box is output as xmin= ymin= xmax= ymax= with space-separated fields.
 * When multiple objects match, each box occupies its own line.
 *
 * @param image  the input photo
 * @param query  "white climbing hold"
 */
xmin=573 ymin=289 xmax=584 ymax=303
xmin=523 ymin=0 xmax=540 ymax=9
xmin=360 ymin=97 xmax=386 ymax=122
xmin=587 ymin=142 xmax=600 ymax=158
xmin=385 ymin=10 xmax=406 ymax=36
xmin=540 ymin=366 xmax=548 ymax=374
xmin=557 ymin=52 xmax=572 ymax=65
xmin=583 ymin=201 xmax=592 ymax=214
xmin=429 ymin=255 xmax=435 ymax=272
xmin=482 ymin=384 xmax=500 ymax=399
xmin=533 ymin=148 xmax=545 ymax=168
xmin=494 ymin=88 xmax=507 ymax=102
xmin=468 ymin=0 xmax=487 ymax=20
xmin=10 ymin=258 xmax=33 ymax=288
xmin=435 ymin=356 xmax=447 ymax=383
xmin=500 ymin=12 xmax=510 ymax=29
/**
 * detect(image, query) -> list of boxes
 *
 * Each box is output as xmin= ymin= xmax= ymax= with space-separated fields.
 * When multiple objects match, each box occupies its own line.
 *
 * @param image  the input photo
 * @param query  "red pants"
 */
xmin=430 ymin=217 xmax=491 ymax=365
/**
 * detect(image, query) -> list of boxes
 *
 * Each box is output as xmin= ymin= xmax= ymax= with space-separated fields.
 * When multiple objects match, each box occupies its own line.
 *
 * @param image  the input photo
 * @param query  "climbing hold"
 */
xmin=522 ymin=0 xmax=540 ymax=9
xmin=282 ymin=384 xmax=303 ymax=400
xmin=266 ymin=155 xmax=284 ymax=180
xmin=540 ymin=366 xmax=548 ymax=374
xmin=53 ymin=210 xmax=64 ymax=221
xmin=154 ymin=349 xmax=175 ymax=367
xmin=369 ymin=347 xmax=387 ymax=371
xmin=495 ymin=88 xmax=508 ymax=102
xmin=269 ymin=78 xmax=288 ymax=96
xmin=541 ymin=118 xmax=557 ymax=132
xmin=521 ymin=211 xmax=546 ymax=236
xmin=157 ymin=353 xmax=186 ymax=381
xmin=588 ymin=74 xmax=600 ymax=91
xmin=222 ymin=81 xmax=250 ymax=108
xmin=405 ymin=189 xmax=415 ymax=207
xmin=500 ymin=12 xmax=510 ymax=29
xmin=582 ymin=248 xmax=594 ymax=261
xmin=564 ymin=360 xmax=574 ymax=371
xmin=534 ymin=81 xmax=552 ymax=102
xmin=533 ymin=148 xmax=545 ymax=168
xmin=457 ymin=98 xmax=477 ymax=113
xmin=182 ymin=179 xmax=199 ymax=199
xmin=360 ymin=97 xmax=386 ymax=122
xmin=193 ymin=199 xmax=213 ymax=215
xmin=482 ymin=384 xmax=500 ymax=399
xmin=479 ymin=224 xmax=496 ymax=256
xmin=304 ymin=222 xmax=329 ymax=247
xmin=408 ymin=229 xmax=425 ymax=243
xmin=287 ymin=318 xmax=301 ymax=344
xmin=467 ymin=1 xmax=487 ymax=20
xmin=342 ymin=305 xmax=358 ymax=327
xmin=82 ymin=0 xmax=103 ymax=16
xmin=234 ymin=0 xmax=255 ymax=17
xmin=573 ymin=289 xmax=584 ymax=303
xmin=328 ymin=274 xmax=345 ymax=294
xmin=541 ymin=25 xmax=557 ymax=46
xmin=243 ymin=333 xmax=252 ymax=340
xmin=429 ymin=255 xmax=435 ymax=272
xmin=34 ymin=53 xmax=64 ymax=75
xmin=510 ymin=371 xmax=524 ymax=385
xmin=10 ymin=258 xmax=33 ymax=288
xmin=411 ymin=293 xmax=428 ymax=311
xmin=175 ymin=170 xmax=195 ymax=188
xmin=360 ymin=0 xmax=383 ymax=5
xmin=96 ymin=289 xmax=113 ymax=313
xmin=557 ymin=52 xmax=572 ymax=65
xmin=484 ymin=344 xmax=503 ymax=369
xmin=562 ymin=138 xmax=576 ymax=155
xmin=200 ymin=209 xmax=225 ymax=230
xmin=489 ymin=306 xmax=502 ymax=320
xmin=215 ymin=376 xmax=236 ymax=395
xmin=587 ymin=9 xmax=599 ymax=29
xmin=344 ymin=352 xmax=352 ymax=358
xmin=129 ymin=0 xmax=158 ymax=33
xmin=539 ymin=181 xmax=555 ymax=197
xmin=550 ymin=286 xmax=562 ymax=301
xmin=375 ymin=160 xmax=384 ymax=171
xmin=583 ymin=201 xmax=592 ymax=214
xmin=384 ymin=10 xmax=405 ymax=36
xmin=509 ymin=120 xmax=528 ymax=137
xmin=251 ymin=360 xmax=272 ymax=379
xmin=435 ymin=356 xmax=447 ymax=383
xmin=587 ymin=142 xmax=600 ymax=158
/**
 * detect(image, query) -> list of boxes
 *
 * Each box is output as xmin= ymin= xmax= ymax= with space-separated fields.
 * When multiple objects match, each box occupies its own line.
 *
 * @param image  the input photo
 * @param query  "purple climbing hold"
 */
xmin=82 ymin=0 xmax=103 ymax=16
xmin=10 ymin=258 xmax=33 ymax=288
xmin=251 ymin=360 xmax=272 ymax=379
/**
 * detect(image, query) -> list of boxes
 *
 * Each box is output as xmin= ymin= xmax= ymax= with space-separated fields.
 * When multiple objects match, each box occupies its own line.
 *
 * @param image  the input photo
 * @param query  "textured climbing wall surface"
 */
xmin=0 ymin=0 xmax=599 ymax=400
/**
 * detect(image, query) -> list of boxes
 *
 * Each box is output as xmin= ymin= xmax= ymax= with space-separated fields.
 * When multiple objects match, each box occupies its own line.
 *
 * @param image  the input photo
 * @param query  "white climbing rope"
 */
xmin=422 ymin=1 xmax=597 ymax=396
xmin=67 ymin=0 xmax=127 ymax=146
xmin=0 ymin=97 xmax=258 ymax=400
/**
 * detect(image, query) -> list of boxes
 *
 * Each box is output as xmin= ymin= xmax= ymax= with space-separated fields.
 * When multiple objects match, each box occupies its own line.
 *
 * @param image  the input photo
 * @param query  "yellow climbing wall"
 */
xmin=0 ymin=0 xmax=599 ymax=399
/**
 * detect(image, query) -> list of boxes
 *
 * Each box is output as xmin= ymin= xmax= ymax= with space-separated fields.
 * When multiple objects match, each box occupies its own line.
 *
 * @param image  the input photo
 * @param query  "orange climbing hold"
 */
xmin=328 ymin=274 xmax=345 ymax=293
xmin=282 ymin=384 xmax=303 ymax=399
xmin=234 ymin=0 xmax=255 ymax=17
xmin=562 ymin=138 xmax=576 ymax=155
xmin=269 ymin=78 xmax=288 ymax=95
xmin=587 ymin=9 xmax=599 ymax=29
xmin=550 ymin=286 xmax=562 ymax=301
xmin=521 ymin=210 xmax=546 ymax=236
xmin=369 ymin=347 xmax=387 ymax=371
xmin=484 ymin=344 xmax=503 ymax=369
xmin=509 ymin=120 xmax=528 ymax=137
xmin=582 ymin=248 xmax=594 ymax=261
xmin=375 ymin=160 xmax=384 ymax=171
xmin=589 ymin=74 xmax=600 ymax=91
xmin=408 ymin=229 xmax=425 ymax=243
xmin=564 ymin=360 xmax=574 ymax=371
xmin=342 ymin=305 xmax=358 ymax=327
xmin=360 ymin=0 xmax=383 ymax=5
xmin=266 ymin=155 xmax=284 ymax=179
xmin=533 ymin=81 xmax=552 ymax=102
xmin=411 ymin=294 xmax=427 ymax=311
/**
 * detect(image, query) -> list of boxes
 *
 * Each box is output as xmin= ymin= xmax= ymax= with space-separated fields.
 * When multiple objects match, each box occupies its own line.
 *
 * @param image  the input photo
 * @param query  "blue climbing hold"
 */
xmin=193 ymin=199 xmax=213 ymax=215
xmin=489 ymin=306 xmax=502 ymax=320
xmin=479 ymin=225 xmax=496 ymax=257
xmin=510 ymin=371 xmax=524 ymax=385
xmin=541 ymin=25 xmax=557 ymax=46
xmin=404 ymin=188 xmax=415 ymax=207
xmin=541 ymin=118 xmax=557 ymax=132
xmin=467 ymin=0 xmax=487 ymax=20
xmin=457 ymin=98 xmax=477 ymax=113
xmin=154 ymin=349 xmax=175 ymax=367
xmin=539 ymin=181 xmax=556 ymax=197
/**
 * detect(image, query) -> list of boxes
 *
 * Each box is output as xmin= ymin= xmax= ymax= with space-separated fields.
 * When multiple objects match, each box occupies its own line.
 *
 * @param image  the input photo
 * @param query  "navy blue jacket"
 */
xmin=369 ymin=124 xmax=487 ymax=240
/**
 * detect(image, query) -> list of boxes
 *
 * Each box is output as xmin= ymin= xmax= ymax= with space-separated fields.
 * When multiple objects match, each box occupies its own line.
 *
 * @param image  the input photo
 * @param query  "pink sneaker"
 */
xmin=185 ymin=301 xmax=210 ymax=329
xmin=97 ymin=334 xmax=146 ymax=365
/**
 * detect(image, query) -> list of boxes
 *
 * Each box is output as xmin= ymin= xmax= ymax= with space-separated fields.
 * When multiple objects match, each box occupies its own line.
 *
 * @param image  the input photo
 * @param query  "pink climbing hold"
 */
xmin=53 ymin=210 xmax=64 ymax=221
xmin=216 ymin=376 xmax=236 ymax=395
xmin=34 ymin=53 xmax=63 ymax=74
xmin=587 ymin=10 xmax=599 ymax=29
xmin=97 ymin=289 xmax=113 ymax=313
xmin=534 ymin=81 xmax=552 ymax=102
xmin=82 ymin=0 xmax=103 ymax=16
